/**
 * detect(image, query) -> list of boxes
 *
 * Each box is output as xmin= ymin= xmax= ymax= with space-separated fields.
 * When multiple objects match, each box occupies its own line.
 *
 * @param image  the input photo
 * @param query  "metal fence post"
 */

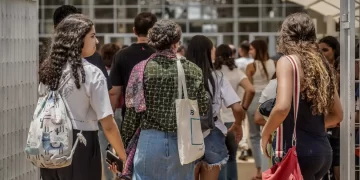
xmin=340 ymin=0 xmax=356 ymax=179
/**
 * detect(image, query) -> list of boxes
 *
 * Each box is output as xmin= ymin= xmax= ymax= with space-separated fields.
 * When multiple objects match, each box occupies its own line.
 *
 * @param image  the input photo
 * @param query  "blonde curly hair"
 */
xmin=277 ymin=12 xmax=337 ymax=115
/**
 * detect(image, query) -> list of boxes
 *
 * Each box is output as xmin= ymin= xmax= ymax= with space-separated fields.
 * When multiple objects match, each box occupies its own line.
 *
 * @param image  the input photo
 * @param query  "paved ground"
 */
xmin=236 ymin=151 xmax=257 ymax=180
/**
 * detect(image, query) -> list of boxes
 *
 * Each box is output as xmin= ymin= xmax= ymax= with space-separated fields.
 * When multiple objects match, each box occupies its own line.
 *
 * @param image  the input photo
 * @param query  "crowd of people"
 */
xmin=36 ymin=4 xmax=345 ymax=180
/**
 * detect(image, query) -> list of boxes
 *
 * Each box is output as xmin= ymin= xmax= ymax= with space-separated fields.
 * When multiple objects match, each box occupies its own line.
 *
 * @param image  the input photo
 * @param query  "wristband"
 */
xmin=242 ymin=105 xmax=248 ymax=111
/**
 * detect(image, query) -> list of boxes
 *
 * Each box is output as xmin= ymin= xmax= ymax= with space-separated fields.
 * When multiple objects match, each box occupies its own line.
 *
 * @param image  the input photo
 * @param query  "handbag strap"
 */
xmin=286 ymin=55 xmax=300 ymax=146
xmin=274 ymin=55 xmax=300 ymax=159
xmin=177 ymin=59 xmax=188 ymax=99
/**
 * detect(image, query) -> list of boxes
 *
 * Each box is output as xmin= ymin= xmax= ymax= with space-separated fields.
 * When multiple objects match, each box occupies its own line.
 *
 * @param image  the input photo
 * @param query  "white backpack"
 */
xmin=25 ymin=72 xmax=86 ymax=168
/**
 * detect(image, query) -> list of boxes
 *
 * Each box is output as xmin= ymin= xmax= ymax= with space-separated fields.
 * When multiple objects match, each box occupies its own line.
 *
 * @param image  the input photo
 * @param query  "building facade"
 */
xmin=39 ymin=0 xmax=329 ymax=56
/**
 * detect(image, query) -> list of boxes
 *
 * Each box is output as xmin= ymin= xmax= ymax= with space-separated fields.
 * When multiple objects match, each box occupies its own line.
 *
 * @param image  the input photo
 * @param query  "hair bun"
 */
xmin=148 ymin=20 xmax=181 ymax=50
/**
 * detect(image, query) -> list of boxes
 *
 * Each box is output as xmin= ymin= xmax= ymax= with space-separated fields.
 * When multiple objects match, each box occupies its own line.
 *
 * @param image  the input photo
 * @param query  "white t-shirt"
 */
xmin=259 ymin=79 xmax=277 ymax=104
xmin=218 ymin=65 xmax=247 ymax=123
xmin=235 ymin=57 xmax=254 ymax=72
xmin=208 ymin=71 xmax=241 ymax=135
xmin=57 ymin=60 xmax=113 ymax=131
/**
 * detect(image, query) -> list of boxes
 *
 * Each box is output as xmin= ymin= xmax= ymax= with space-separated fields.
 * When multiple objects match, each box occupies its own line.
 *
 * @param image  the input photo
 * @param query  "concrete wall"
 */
xmin=0 ymin=0 xmax=39 ymax=179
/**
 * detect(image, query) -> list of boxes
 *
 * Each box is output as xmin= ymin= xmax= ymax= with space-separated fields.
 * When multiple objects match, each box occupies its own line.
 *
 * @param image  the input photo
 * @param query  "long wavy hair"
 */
xmin=39 ymin=14 xmax=93 ymax=90
xmin=278 ymin=12 xmax=336 ymax=115
xmin=214 ymin=44 xmax=237 ymax=71
xmin=185 ymin=35 xmax=215 ymax=98
xmin=250 ymin=39 xmax=270 ymax=80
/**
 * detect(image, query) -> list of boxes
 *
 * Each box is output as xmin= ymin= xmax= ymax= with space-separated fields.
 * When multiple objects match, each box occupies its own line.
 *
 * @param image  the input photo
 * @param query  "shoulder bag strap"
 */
xmin=286 ymin=55 xmax=300 ymax=146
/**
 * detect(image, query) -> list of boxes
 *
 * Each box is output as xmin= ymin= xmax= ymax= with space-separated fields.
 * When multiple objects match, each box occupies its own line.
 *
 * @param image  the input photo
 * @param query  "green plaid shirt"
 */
xmin=121 ymin=56 xmax=209 ymax=147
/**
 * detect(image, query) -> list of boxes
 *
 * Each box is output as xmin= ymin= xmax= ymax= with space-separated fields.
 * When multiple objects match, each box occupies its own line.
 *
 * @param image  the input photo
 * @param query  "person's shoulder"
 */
xmin=85 ymin=52 xmax=102 ymax=64
xmin=182 ymin=59 xmax=202 ymax=74
xmin=82 ymin=59 xmax=106 ymax=80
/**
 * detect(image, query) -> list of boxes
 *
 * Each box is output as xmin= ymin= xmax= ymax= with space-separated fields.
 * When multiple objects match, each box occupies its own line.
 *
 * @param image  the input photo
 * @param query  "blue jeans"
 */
xmin=132 ymin=129 xmax=195 ymax=180
xmin=219 ymin=123 xmax=238 ymax=180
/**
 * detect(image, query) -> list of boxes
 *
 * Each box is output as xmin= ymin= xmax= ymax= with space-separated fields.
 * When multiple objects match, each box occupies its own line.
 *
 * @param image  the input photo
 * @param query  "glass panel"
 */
xmin=118 ymin=8 xmax=138 ymax=19
xmin=216 ymin=7 xmax=233 ymax=18
xmin=70 ymin=0 xmax=89 ymax=5
xmin=238 ymin=7 xmax=259 ymax=17
xmin=109 ymin=37 xmax=125 ymax=45
xmin=44 ymin=0 xmax=66 ymax=5
xmin=238 ymin=0 xmax=258 ymax=4
xmin=95 ymin=8 xmax=114 ymax=19
xmin=189 ymin=22 xmax=204 ymax=33
xmin=262 ymin=21 xmax=282 ymax=32
xmin=94 ymin=0 xmax=113 ymax=5
xmin=78 ymin=7 xmax=90 ymax=16
xmin=117 ymin=23 xmax=133 ymax=33
xmin=95 ymin=23 xmax=114 ymax=33
xmin=116 ymin=0 xmax=128 ymax=5
xmin=45 ymin=22 xmax=54 ymax=34
xmin=140 ymin=6 xmax=163 ymax=19
xmin=285 ymin=5 xmax=304 ymax=16
xmin=261 ymin=5 xmax=282 ymax=18
xmin=175 ymin=23 xmax=187 ymax=33
xmin=44 ymin=8 xmax=56 ymax=20
xmin=238 ymin=22 xmax=258 ymax=32
xmin=217 ymin=22 xmax=233 ymax=32
xmin=213 ymin=0 xmax=234 ymax=5
xmin=208 ymin=36 xmax=218 ymax=46
xmin=238 ymin=35 xmax=249 ymax=46
xmin=223 ymin=35 xmax=234 ymax=45
xmin=253 ymin=36 xmax=269 ymax=44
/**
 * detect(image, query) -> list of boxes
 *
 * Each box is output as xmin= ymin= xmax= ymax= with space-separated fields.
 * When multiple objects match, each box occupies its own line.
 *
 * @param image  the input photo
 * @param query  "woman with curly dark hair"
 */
xmin=261 ymin=12 xmax=343 ymax=180
xmin=39 ymin=14 xmax=126 ymax=180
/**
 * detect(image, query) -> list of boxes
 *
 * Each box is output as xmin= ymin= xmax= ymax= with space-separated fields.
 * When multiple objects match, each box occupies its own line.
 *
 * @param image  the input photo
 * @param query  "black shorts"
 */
xmin=40 ymin=130 xmax=102 ymax=180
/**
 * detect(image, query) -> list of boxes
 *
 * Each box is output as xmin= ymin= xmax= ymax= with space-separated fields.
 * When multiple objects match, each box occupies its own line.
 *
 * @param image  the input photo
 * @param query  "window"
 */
xmin=238 ymin=0 xmax=258 ymax=4
xmin=95 ymin=8 xmax=114 ymax=19
xmin=238 ymin=22 xmax=258 ymax=32
xmin=117 ymin=23 xmax=133 ymax=33
xmin=44 ymin=0 xmax=65 ymax=5
xmin=238 ymin=7 xmax=259 ymax=17
xmin=44 ymin=8 xmax=56 ymax=20
xmin=94 ymin=0 xmax=113 ymax=5
xmin=117 ymin=8 xmax=138 ymax=19
xmin=216 ymin=7 xmax=233 ymax=18
xmin=261 ymin=21 xmax=282 ymax=32
xmin=223 ymin=35 xmax=234 ymax=45
xmin=95 ymin=23 xmax=114 ymax=33
xmin=70 ymin=0 xmax=89 ymax=5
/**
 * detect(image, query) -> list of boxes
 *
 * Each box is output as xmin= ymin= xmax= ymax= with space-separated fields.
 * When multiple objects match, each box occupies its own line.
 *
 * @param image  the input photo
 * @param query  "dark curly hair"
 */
xmin=39 ymin=14 xmax=93 ymax=91
xmin=214 ymin=44 xmax=237 ymax=70
xmin=148 ymin=20 xmax=181 ymax=50
xmin=100 ymin=43 xmax=120 ymax=68
xmin=278 ymin=12 xmax=337 ymax=115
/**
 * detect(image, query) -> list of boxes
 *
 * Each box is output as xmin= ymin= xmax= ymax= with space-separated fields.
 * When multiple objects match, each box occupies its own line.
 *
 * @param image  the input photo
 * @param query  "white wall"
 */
xmin=0 ymin=0 xmax=39 ymax=179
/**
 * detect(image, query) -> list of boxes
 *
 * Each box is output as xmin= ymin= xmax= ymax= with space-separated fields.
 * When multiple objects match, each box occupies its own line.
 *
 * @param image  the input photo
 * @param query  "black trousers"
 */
xmin=40 ymin=130 xmax=102 ymax=180
xmin=298 ymin=155 xmax=333 ymax=180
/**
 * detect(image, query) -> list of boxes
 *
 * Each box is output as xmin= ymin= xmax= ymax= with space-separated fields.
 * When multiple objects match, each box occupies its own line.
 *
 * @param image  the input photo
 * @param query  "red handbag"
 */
xmin=262 ymin=55 xmax=303 ymax=180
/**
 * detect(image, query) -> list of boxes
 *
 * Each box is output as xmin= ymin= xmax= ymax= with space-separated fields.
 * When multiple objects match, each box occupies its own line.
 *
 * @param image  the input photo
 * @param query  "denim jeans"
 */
xmin=132 ymin=129 xmax=195 ymax=180
xmin=218 ymin=123 xmax=238 ymax=180
xmin=98 ymin=108 xmax=122 ymax=180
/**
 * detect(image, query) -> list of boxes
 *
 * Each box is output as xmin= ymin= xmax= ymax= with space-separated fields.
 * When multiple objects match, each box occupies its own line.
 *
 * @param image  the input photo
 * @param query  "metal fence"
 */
xmin=0 ymin=0 xmax=39 ymax=179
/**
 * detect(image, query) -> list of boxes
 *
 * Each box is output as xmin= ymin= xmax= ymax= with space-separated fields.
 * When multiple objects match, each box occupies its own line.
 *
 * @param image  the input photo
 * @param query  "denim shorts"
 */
xmin=198 ymin=127 xmax=229 ymax=167
xmin=132 ymin=129 xmax=195 ymax=180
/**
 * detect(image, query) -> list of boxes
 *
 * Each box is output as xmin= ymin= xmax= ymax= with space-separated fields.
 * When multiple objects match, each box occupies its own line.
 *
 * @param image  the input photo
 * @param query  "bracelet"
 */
xmin=242 ymin=105 xmax=248 ymax=111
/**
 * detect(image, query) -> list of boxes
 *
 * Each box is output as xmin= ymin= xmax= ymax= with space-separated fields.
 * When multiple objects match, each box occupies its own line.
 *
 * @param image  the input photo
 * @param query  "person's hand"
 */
xmin=108 ymin=162 xmax=120 ymax=174
xmin=261 ymin=134 xmax=272 ymax=158
xmin=228 ymin=124 xmax=243 ymax=144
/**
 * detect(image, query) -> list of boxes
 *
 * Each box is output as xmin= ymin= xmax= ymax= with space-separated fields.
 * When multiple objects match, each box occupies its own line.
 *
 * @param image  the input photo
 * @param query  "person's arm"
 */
xmin=239 ymin=77 xmax=255 ymax=110
xmin=220 ymin=77 xmax=245 ymax=143
xmin=109 ymin=86 xmax=122 ymax=112
xmin=109 ymin=54 xmax=124 ymax=112
xmin=89 ymin=72 xmax=126 ymax=161
xmin=255 ymin=107 xmax=267 ymax=126
xmin=100 ymin=115 xmax=126 ymax=161
xmin=245 ymin=63 xmax=255 ymax=84
xmin=324 ymin=91 xmax=343 ymax=128
xmin=261 ymin=57 xmax=293 ymax=139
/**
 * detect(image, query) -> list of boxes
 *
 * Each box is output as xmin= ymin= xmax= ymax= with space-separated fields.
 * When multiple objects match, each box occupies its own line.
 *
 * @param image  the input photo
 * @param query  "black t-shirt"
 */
xmin=85 ymin=52 xmax=112 ymax=90
xmin=110 ymin=43 xmax=155 ymax=115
